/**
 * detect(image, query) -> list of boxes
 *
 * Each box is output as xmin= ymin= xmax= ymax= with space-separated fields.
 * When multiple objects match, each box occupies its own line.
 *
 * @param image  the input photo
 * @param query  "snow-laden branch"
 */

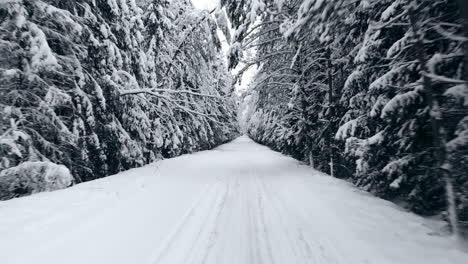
xmin=242 ymin=20 xmax=283 ymax=41
xmin=158 ymin=96 xmax=225 ymax=125
xmin=264 ymin=81 xmax=296 ymax=87
xmin=122 ymin=88 xmax=225 ymax=124
xmin=374 ymin=10 xmax=408 ymax=30
xmin=423 ymin=72 xmax=467 ymax=84
xmin=119 ymin=88 xmax=223 ymax=99
xmin=290 ymin=44 xmax=302 ymax=69
xmin=243 ymin=37 xmax=283 ymax=49
xmin=233 ymin=50 xmax=295 ymax=84
xmin=242 ymin=26 xmax=281 ymax=47
xmin=163 ymin=8 xmax=217 ymax=77
xmin=433 ymin=25 xmax=468 ymax=42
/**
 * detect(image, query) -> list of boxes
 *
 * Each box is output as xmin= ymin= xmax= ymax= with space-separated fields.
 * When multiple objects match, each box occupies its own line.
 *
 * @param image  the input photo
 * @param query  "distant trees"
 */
xmin=229 ymin=0 xmax=468 ymax=237
xmin=0 ymin=0 xmax=238 ymax=199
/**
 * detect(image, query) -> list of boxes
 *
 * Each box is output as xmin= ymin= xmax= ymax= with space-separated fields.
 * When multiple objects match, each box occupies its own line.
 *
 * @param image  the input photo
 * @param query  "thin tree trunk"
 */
xmin=408 ymin=5 xmax=460 ymax=239
xmin=309 ymin=151 xmax=315 ymax=168
xmin=326 ymin=47 xmax=334 ymax=177
xmin=453 ymin=3 xmax=468 ymax=240
xmin=456 ymin=0 xmax=468 ymax=81
xmin=293 ymin=43 xmax=314 ymax=169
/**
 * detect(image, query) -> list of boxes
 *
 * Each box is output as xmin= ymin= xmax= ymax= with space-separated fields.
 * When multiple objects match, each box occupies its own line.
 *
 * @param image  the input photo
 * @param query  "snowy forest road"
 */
xmin=0 ymin=136 xmax=466 ymax=264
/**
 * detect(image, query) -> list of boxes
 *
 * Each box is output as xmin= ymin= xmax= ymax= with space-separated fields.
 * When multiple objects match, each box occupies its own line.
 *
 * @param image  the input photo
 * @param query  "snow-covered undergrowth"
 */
xmin=0 ymin=161 xmax=73 ymax=200
xmin=0 ymin=136 xmax=466 ymax=264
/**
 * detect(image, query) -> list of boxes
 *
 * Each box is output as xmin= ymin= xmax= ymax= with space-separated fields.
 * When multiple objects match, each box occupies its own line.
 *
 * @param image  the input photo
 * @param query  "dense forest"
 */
xmin=0 ymin=0 xmax=238 ymax=200
xmin=0 ymin=0 xmax=467 ymax=239
xmin=0 ymin=0 xmax=467 ymax=261
xmin=232 ymin=0 xmax=468 ymax=236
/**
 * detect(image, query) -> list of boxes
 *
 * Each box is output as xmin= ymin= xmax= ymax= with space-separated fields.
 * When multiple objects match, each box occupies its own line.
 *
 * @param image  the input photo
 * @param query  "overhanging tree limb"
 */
xmin=119 ymin=88 xmax=223 ymax=99
xmin=163 ymin=8 xmax=217 ymax=78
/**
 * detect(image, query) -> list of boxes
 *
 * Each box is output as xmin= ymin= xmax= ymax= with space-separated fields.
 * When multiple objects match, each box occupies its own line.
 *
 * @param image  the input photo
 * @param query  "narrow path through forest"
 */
xmin=0 ymin=136 xmax=466 ymax=264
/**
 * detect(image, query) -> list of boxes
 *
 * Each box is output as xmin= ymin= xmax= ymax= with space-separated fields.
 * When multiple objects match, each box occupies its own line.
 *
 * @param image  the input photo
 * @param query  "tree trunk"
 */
xmin=326 ymin=47 xmax=334 ymax=177
xmin=309 ymin=151 xmax=315 ymax=168
xmin=408 ymin=5 xmax=460 ymax=240
xmin=293 ymin=43 xmax=314 ymax=169
xmin=456 ymin=0 xmax=468 ymax=81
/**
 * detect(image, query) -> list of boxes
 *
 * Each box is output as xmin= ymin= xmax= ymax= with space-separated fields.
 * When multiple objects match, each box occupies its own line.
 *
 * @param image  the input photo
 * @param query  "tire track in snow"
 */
xmin=197 ymin=176 xmax=231 ymax=264
xmin=149 ymin=181 xmax=218 ymax=264
xmin=262 ymin=175 xmax=354 ymax=264
xmin=255 ymin=174 xmax=304 ymax=263
xmin=262 ymin=177 xmax=332 ymax=264
xmin=253 ymin=173 xmax=276 ymax=264
xmin=180 ymin=182 xmax=223 ymax=264
xmin=151 ymin=175 xmax=232 ymax=264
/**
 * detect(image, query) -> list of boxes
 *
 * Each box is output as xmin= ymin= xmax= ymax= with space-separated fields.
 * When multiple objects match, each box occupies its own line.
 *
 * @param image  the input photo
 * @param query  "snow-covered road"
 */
xmin=0 ymin=136 xmax=466 ymax=264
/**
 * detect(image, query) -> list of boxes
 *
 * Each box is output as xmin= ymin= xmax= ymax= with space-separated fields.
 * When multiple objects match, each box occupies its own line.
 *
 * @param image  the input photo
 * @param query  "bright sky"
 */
xmin=191 ymin=0 xmax=218 ymax=10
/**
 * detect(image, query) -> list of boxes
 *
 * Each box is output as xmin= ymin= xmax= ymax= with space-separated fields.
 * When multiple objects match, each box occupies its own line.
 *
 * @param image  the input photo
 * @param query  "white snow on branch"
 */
xmin=390 ymin=176 xmax=403 ymax=189
xmin=383 ymin=155 xmax=413 ymax=177
xmin=447 ymin=116 xmax=468 ymax=152
xmin=381 ymin=0 xmax=402 ymax=21
xmin=387 ymin=30 xmax=412 ymax=59
xmin=369 ymin=65 xmax=407 ymax=92
xmin=370 ymin=95 xmax=389 ymax=118
xmin=44 ymin=86 xmax=71 ymax=107
xmin=36 ymin=1 xmax=83 ymax=34
xmin=381 ymin=89 xmax=422 ymax=119
xmin=28 ymin=23 xmax=58 ymax=71
xmin=335 ymin=118 xmax=360 ymax=140
xmin=355 ymin=25 xmax=381 ymax=63
xmin=290 ymin=44 xmax=302 ymax=69
xmin=447 ymin=130 xmax=468 ymax=152
xmin=341 ymin=69 xmax=364 ymax=102
xmin=120 ymin=88 xmax=222 ymax=99
xmin=367 ymin=131 xmax=384 ymax=145
xmin=424 ymin=72 xmax=466 ymax=84
xmin=444 ymin=84 xmax=468 ymax=106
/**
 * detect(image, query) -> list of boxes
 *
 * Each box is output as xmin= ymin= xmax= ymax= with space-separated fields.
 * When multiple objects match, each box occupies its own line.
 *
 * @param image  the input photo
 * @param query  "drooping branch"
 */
xmin=119 ymin=88 xmax=223 ymax=99
xmin=163 ymin=8 xmax=217 ymax=78
xmin=233 ymin=50 xmax=295 ymax=84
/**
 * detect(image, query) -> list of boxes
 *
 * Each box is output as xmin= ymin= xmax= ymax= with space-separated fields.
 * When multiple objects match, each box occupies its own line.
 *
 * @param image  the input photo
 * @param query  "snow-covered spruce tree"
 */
xmin=0 ymin=0 xmax=88 ymax=191
xmin=338 ymin=0 xmax=468 ymax=235
xmin=0 ymin=0 xmax=238 ymax=200
xmin=223 ymin=0 xmax=468 ymax=236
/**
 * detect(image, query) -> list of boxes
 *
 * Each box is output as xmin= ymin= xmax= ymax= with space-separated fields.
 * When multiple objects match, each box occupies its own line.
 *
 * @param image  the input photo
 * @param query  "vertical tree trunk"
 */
xmin=454 ymin=0 xmax=467 ymax=241
xmin=326 ymin=47 xmax=334 ymax=177
xmin=408 ymin=5 xmax=459 ymax=239
xmin=293 ymin=43 xmax=314 ymax=168
xmin=309 ymin=151 xmax=315 ymax=168
xmin=456 ymin=0 xmax=468 ymax=81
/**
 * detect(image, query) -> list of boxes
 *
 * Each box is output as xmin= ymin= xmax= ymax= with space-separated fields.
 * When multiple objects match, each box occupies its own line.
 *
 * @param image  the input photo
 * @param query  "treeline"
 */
xmin=226 ymin=0 xmax=468 ymax=236
xmin=0 ymin=0 xmax=238 ymax=199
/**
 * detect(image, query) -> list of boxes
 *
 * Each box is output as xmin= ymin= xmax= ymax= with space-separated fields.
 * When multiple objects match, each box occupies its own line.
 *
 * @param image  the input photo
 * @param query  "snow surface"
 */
xmin=0 ymin=136 xmax=466 ymax=264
